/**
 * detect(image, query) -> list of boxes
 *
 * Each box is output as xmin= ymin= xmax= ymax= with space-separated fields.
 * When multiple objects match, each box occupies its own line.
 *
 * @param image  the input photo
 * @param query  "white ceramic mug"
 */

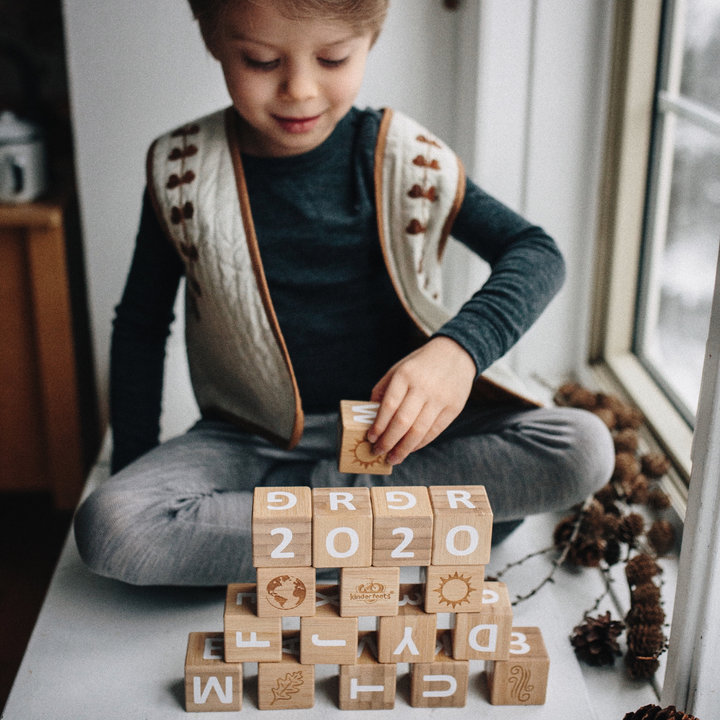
xmin=0 ymin=111 xmax=47 ymax=203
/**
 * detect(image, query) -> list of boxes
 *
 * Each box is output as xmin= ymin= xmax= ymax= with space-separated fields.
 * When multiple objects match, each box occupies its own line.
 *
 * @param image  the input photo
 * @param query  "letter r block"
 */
xmin=253 ymin=486 xmax=312 ymax=568
xmin=486 ymin=626 xmax=550 ymax=705
xmin=338 ymin=400 xmax=392 ymax=475
xmin=410 ymin=630 xmax=469 ymax=708
xmin=223 ymin=583 xmax=282 ymax=663
xmin=429 ymin=485 xmax=493 ymax=565
xmin=339 ymin=632 xmax=396 ymax=710
xmin=312 ymin=487 xmax=373 ymax=568
xmin=185 ymin=632 xmax=242 ymax=712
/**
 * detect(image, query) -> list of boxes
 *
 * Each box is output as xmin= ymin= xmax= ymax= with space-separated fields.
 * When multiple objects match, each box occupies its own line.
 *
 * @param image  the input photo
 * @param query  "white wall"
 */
xmin=63 ymin=0 xmax=613 ymax=439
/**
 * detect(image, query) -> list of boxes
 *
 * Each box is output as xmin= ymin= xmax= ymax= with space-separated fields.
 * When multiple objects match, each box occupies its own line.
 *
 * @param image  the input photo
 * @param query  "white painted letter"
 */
xmin=236 ymin=632 xmax=270 ymax=648
xmin=350 ymin=678 xmax=384 ymax=698
xmin=267 ymin=491 xmax=296 ymax=510
xmin=393 ymin=626 xmax=420 ymax=656
xmin=351 ymin=403 xmax=379 ymax=424
xmin=510 ymin=631 xmax=531 ymax=654
xmin=469 ymin=624 xmax=498 ymax=652
xmin=326 ymin=527 xmax=359 ymax=558
xmin=422 ymin=675 xmax=457 ymax=698
xmin=203 ymin=637 xmax=223 ymax=660
xmin=446 ymin=489 xmax=475 ymax=509
xmin=445 ymin=525 xmax=479 ymax=556
xmin=193 ymin=676 xmax=233 ymax=704
xmin=386 ymin=491 xmax=416 ymax=509
xmin=330 ymin=492 xmax=355 ymax=511
xmin=312 ymin=634 xmax=346 ymax=647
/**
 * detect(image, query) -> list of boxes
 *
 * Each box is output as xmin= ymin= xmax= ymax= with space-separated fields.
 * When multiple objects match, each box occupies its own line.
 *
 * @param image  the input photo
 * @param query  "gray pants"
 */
xmin=74 ymin=403 xmax=614 ymax=586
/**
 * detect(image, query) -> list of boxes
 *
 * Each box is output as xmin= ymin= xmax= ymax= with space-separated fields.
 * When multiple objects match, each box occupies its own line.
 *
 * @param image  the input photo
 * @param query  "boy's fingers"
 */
xmin=367 ymin=372 xmax=406 ymax=443
xmin=386 ymin=404 xmax=438 ymax=464
xmin=414 ymin=407 xmax=457 ymax=452
xmin=372 ymin=393 xmax=425 ymax=458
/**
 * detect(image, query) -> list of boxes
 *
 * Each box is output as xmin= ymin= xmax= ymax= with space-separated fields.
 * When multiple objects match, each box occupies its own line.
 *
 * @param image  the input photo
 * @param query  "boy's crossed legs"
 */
xmin=74 ymin=403 xmax=614 ymax=586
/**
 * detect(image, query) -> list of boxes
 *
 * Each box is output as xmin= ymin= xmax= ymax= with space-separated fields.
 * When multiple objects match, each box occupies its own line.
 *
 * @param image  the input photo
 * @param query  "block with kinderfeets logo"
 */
xmin=339 ymin=566 xmax=399 ymax=617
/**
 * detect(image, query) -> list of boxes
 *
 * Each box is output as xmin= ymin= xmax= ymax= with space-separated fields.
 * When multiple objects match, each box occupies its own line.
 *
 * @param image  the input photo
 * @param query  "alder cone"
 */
xmin=616 ymin=405 xmax=644 ymax=430
xmin=613 ymin=452 xmax=641 ymax=484
xmin=625 ymin=649 xmax=660 ymax=679
xmin=614 ymin=428 xmax=640 ymax=454
xmin=617 ymin=513 xmax=645 ymax=546
xmin=626 ymin=624 xmax=665 ymax=657
xmin=595 ymin=482 xmax=620 ymax=510
xmin=631 ymin=582 xmax=661 ymax=607
xmin=604 ymin=538 xmax=622 ymax=566
xmin=625 ymin=603 xmax=665 ymax=627
xmin=567 ymin=538 xmax=604 ymax=567
xmin=570 ymin=612 xmax=623 ymax=666
xmin=647 ymin=488 xmax=671 ymax=510
xmin=593 ymin=407 xmax=617 ymax=430
xmin=626 ymin=554 xmax=662 ymax=586
xmin=623 ymin=704 xmax=699 ymax=720
xmin=625 ymin=475 xmax=650 ymax=505
xmin=554 ymin=382 xmax=580 ymax=406
xmin=641 ymin=453 xmax=671 ymax=479
xmin=647 ymin=520 xmax=676 ymax=556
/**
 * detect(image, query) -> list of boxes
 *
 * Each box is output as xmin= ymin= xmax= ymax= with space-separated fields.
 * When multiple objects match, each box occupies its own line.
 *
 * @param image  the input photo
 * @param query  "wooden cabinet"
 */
xmin=0 ymin=201 xmax=87 ymax=509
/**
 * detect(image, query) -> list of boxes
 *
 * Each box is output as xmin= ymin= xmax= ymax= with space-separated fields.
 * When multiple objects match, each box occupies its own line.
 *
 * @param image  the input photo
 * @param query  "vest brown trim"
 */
xmin=225 ymin=108 xmax=305 ymax=449
xmin=438 ymin=155 xmax=466 ymax=261
xmin=146 ymin=138 xmax=184 ymax=263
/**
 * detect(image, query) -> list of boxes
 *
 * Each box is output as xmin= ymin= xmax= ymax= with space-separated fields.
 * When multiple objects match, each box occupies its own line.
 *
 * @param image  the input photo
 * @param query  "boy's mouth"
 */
xmin=272 ymin=114 xmax=322 ymax=134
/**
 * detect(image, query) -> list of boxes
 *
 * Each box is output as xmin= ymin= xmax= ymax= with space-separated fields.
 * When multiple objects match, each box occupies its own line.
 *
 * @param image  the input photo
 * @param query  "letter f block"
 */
xmin=184 ymin=632 xmax=242 ymax=712
xmin=223 ymin=583 xmax=281 ymax=663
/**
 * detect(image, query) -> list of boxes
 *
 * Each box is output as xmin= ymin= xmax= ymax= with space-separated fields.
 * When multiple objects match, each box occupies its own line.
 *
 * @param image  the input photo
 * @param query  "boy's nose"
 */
xmin=280 ymin=64 xmax=319 ymax=102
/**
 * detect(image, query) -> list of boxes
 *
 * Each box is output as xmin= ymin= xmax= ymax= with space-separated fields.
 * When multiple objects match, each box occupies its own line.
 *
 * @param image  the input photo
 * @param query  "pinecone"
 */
xmin=595 ymin=482 xmax=620 ymax=510
xmin=618 ymin=513 xmax=645 ymax=546
xmin=625 ymin=475 xmax=650 ymax=505
xmin=593 ymin=407 xmax=618 ymax=430
xmin=625 ymin=603 xmax=665 ymax=627
xmin=567 ymin=538 xmax=605 ymax=567
xmin=553 ymin=515 xmax=577 ymax=549
xmin=616 ymin=405 xmax=644 ymax=430
xmin=625 ymin=649 xmax=660 ymax=679
xmin=570 ymin=612 xmax=624 ymax=666
xmin=613 ymin=452 xmax=641 ymax=484
xmin=604 ymin=538 xmax=622 ymax=566
xmin=626 ymin=554 xmax=662 ymax=586
xmin=631 ymin=582 xmax=661 ymax=607
xmin=641 ymin=453 xmax=671 ymax=478
xmin=603 ymin=513 xmax=621 ymax=539
xmin=622 ymin=704 xmax=699 ymax=720
xmin=647 ymin=520 xmax=676 ymax=556
xmin=647 ymin=488 xmax=671 ymax=511
xmin=579 ymin=499 xmax=606 ymax=536
xmin=627 ymin=624 xmax=666 ymax=657
xmin=614 ymin=428 xmax=640 ymax=454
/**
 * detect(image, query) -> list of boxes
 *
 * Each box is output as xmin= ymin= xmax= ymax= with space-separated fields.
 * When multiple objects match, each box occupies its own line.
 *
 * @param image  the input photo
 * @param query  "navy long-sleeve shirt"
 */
xmin=110 ymin=107 xmax=565 ymax=473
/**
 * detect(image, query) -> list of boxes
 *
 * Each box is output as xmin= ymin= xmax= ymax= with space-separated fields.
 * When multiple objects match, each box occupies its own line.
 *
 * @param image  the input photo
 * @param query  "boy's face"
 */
xmin=209 ymin=1 xmax=373 ymax=157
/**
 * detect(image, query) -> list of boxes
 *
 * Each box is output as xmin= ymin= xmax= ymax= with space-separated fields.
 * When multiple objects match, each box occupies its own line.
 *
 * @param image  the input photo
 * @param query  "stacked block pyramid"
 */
xmin=184 ymin=402 xmax=550 ymax=711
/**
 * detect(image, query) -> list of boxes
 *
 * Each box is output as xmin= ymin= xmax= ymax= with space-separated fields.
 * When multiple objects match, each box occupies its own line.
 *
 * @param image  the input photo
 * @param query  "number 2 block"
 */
xmin=486 ymin=626 xmax=549 ymax=705
xmin=253 ymin=487 xmax=312 ymax=568
xmin=429 ymin=486 xmax=493 ymax=565
xmin=338 ymin=401 xmax=392 ymax=475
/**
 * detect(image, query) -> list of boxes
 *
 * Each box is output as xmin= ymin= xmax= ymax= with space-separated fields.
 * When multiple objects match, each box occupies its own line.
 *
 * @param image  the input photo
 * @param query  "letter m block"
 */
xmin=185 ymin=632 xmax=242 ymax=712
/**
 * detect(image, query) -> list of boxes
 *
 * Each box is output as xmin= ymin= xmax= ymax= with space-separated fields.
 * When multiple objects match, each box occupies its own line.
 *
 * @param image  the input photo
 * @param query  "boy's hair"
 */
xmin=190 ymin=0 xmax=390 ymax=46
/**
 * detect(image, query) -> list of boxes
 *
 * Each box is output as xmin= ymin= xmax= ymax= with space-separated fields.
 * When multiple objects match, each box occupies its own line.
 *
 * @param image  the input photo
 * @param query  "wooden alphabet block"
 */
xmin=429 ymin=485 xmax=493 ymax=566
xmin=410 ymin=630 xmax=469 ymax=708
xmin=258 ymin=631 xmax=315 ymax=710
xmin=378 ymin=584 xmax=437 ymax=663
xmin=338 ymin=632 xmax=396 ymax=710
xmin=423 ymin=564 xmax=485 ymax=613
xmin=223 ymin=583 xmax=282 ymax=663
xmin=185 ymin=632 xmax=242 ymax=712
xmin=339 ymin=566 xmax=399 ymax=617
xmin=312 ymin=487 xmax=373 ymax=568
xmin=255 ymin=565 xmax=316 ymax=618
xmin=300 ymin=584 xmax=358 ymax=665
xmin=370 ymin=486 xmax=433 ymax=566
xmin=338 ymin=400 xmax=392 ymax=475
xmin=486 ymin=626 xmax=549 ymax=705
xmin=252 ymin=486 xmax=312 ymax=568
xmin=452 ymin=581 xmax=513 ymax=661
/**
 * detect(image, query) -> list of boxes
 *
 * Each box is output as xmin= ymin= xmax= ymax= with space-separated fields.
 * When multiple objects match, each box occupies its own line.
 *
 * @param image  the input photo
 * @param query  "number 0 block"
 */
xmin=185 ymin=632 xmax=242 ymax=712
xmin=486 ymin=626 xmax=549 ymax=705
xmin=253 ymin=486 xmax=312 ymax=568
xmin=338 ymin=401 xmax=392 ymax=475
xmin=429 ymin=486 xmax=493 ymax=566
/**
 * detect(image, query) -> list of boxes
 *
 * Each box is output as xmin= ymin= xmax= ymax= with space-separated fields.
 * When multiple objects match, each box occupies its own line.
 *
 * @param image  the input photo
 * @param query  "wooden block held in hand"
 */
xmin=223 ymin=583 xmax=282 ymax=663
xmin=339 ymin=631 xmax=396 ymax=710
xmin=410 ymin=630 xmax=469 ymax=708
xmin=258 ymin=631 xmax=315 ymax=710
xmin=486 ymin=626 xmax=550 ymax=705
xmin=253 ymin=486 xmax=312 ymax=568
xmin=424 ymin=564 xmax=485 ymax=613
xmin=429 ymin=485 xmax=493 ymax=565
xmin=312 ymin=487 xmax=373 ymax=568
xmin=452 ymin=581 xmax=513 ymax=661
xmin=378 ymin=584 xmax=437 ymax=663
xmin=339 ymin=566 xmax=400 ymax=617
xmin=371 ymin=486 xmax=433 ymax=566
xmin=256 ymin=566 xmax=316 ymax=618
xmin=185 ymin=632 xmax=242 ymax=712
xmin=338 ymin=401 xmax=392 ymax=475
xmin=300 ymin=584 xmax=358 ymax=665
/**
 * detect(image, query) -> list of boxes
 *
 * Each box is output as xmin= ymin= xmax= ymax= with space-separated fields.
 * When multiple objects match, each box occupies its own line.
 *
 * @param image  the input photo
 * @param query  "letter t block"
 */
xmin=338 ymin=400 xmax=392 ymax=474
xmin=339 ymin=632 xmax=396 ymax=710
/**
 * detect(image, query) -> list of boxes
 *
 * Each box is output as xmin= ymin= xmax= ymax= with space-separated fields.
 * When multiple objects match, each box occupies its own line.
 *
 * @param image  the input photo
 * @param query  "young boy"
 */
xmin=74 ymin=0 xmax=614 ymax=585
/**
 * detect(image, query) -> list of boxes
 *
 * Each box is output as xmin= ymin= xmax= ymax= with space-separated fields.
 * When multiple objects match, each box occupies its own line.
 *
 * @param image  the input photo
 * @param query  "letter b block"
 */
xmin=338 ymin=401 xmax=392 ymax=474
xmin=253 ymin=486 xmax=312 ymax=568
xmin=429 ymin=486 xmax=493 ymax=566
xmin=185 ymin=632 xmax=242 ymax=712
xmin=486 ymin=627 xmax=550 ymax=705
xmin=410 ymin=630 xmax=469 ymax=708
xmin=313 ymin=487 xmax=373 ymax=568
xmin=339 ymin=632 xmax=396 ymax=710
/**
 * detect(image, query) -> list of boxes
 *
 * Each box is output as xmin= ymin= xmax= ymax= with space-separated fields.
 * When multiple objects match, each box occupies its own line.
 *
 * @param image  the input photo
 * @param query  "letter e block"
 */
xmin=410 ymin=630 xmax=469 ymax=708
xmin=185 ymin=632 xmax=242 ymax=712
xmin=253 ymin=486 xmax=312 ymax=568
xmin=429 ymin=485 xmax=493 ymax=565
xmin=301 ymin=585 xmax=358 ymax=665
xmin=371 ymin=486 xmax=433 ymax=566
xmin=223 ymin=583 xmax=282 ymax=663
xmin=424 ymin=564 xmax=485 ymax=613
xmin=452 ymin=582 xmax=513 ymax=661
xmin=258 ymin=631 xmax=315 ymax=710
xmin=256 ymin=566 xmax=316 ymax=618
xmin=378 ymin=584 xmax=436 ymax=663
xmin=486 ymin=626 xmax=549 ymax=705
xmin=338 ymin=401 xmax=392 ymax=475
xmin=339 ymin=632 xmax=396 ymax=710
xmin=339 ymin=566 xmax=399 ymax=617
xmin=312 ymin=487 xmax=373 ymax=568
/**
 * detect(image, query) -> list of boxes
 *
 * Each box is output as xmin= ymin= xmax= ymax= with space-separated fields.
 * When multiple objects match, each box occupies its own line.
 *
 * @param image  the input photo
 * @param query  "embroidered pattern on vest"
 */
xmin=167 ymin=123 xmax=202 ymax=319
xmin=406 ymin=133 xmax=443 ymax=299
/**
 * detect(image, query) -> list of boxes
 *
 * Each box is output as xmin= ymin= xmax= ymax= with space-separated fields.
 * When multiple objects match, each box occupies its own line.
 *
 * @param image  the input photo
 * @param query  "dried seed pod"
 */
xmin=593 ymin=407 xmax=617 ymax=430
xmin=647 ymin=488 xmax=671 ymax=511
xmin=626 ymin=475 xmax=650 ymax=505
xmin=567 ymin=538 xmax=605 ymax=568
xmin=631 ymin=582 xmax=661 ymax=607
xmin=625 ymin=603 xmax=665 ymax=627
xmin=602 ymin=513 xmax=621 ymax=539
xmin=604 ymin=538 xmax=622 ymax=566
xmin=553 ymin=515 xmax=577 ymax=549
xmin=596 ymin=393 xmax=627 ymax=415
xmin=594 ymin=482 xmax=619 ymax=510
xmin=641 ymin=453 xmax=671 ymax=479
xmin=614 ymin=428 xmax=640 ymax=454
xmin=627 ymin=624 xmax=666 ymax=657
xmin=647 ymin=519 xmax=676 ymax=556
xmin=625 ymin=650 xmax=660 ymax=679
xmin=579 ymin=499 xmax=606 ymax=536
xmin=618 ymin=513 xmax=645 ymax=545
xmin=616 ymin=405 xmax=644 ymax=430
xmin=626 ymin=554 xmax=662 ymax=586
xmin=568 ymin=386 xmax=599 ymax=410
xmin=613 ymin=452 xmax=641 ymax=484
xmin=570 ymin=611 xmax=624 ymax=666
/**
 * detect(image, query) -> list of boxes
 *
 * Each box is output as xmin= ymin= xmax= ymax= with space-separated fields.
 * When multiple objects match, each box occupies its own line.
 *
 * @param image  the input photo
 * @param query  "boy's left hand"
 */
xmin=367 ymin=336 xmax=476 ymax=465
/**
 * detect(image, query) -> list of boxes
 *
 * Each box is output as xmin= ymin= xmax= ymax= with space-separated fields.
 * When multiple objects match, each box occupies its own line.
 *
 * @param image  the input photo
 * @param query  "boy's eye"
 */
xmin=243 ymin=56 xmax=280 ymax=71
xmin=318 ymin=57 xmax=348 ymax=68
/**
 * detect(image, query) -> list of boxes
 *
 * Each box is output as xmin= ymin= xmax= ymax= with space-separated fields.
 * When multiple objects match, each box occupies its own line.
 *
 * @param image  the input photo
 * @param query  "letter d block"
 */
xmin=339 ymin=632 xmax=396 ymax=710
xmin=185 ymin=632 xmax=242 ymax=712
xmin=338 ymin=400 xmax=392 ymax=474
xmin=258 ymin=631 xmax=315 ymax=710
xmin=429 ymin=485 xmax=493 ymax=566
xmin=486 ymin=627 xmax=550 ymax=705
xmin=410 ymin=630 xmax=469 ymax=708
xmin=453 ymin=582 xmax=513 ymax=661
xmin=312 ymin=487 xmax=373 ymax=568
xmin=223 ymin=583 xmax=281 ymax=663
xmin=253 ymin=486 xmax=312 ymax=568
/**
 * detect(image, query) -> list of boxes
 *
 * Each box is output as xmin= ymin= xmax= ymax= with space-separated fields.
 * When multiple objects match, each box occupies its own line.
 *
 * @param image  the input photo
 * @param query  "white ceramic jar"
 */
xmin=0 ymin=111 xmax=47 ymax=203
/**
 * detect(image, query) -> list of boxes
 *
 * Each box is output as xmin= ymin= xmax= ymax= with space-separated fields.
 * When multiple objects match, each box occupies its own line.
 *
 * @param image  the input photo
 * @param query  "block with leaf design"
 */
xmin=337 ymin=400 xmax=392 ymax=475
xmin=257 ymin=631 xmax=315 ymax=710
xmin=423 ymin=564 xmax=485 ymax=613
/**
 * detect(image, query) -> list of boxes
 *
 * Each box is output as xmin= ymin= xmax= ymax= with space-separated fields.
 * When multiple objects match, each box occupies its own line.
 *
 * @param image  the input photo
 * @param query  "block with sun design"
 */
xmin=255 ymin=566 xmax=316 ymax=618
xmin=337 ymin=400 xmax=392 ymax=475
xmin=258 ymin=631 xmax=315 ymax=710
xmin=423 ymin=565 xmax=485 ymax=613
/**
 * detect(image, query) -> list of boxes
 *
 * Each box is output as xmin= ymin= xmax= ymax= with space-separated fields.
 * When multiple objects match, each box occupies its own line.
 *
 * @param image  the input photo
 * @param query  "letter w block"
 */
xmin=337 ymin=400 xmax=392 ymax=475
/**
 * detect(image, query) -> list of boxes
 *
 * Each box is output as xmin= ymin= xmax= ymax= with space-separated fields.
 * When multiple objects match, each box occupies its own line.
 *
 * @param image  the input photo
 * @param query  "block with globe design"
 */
xmin=255 ymin=566 xmax=316 ymax=618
